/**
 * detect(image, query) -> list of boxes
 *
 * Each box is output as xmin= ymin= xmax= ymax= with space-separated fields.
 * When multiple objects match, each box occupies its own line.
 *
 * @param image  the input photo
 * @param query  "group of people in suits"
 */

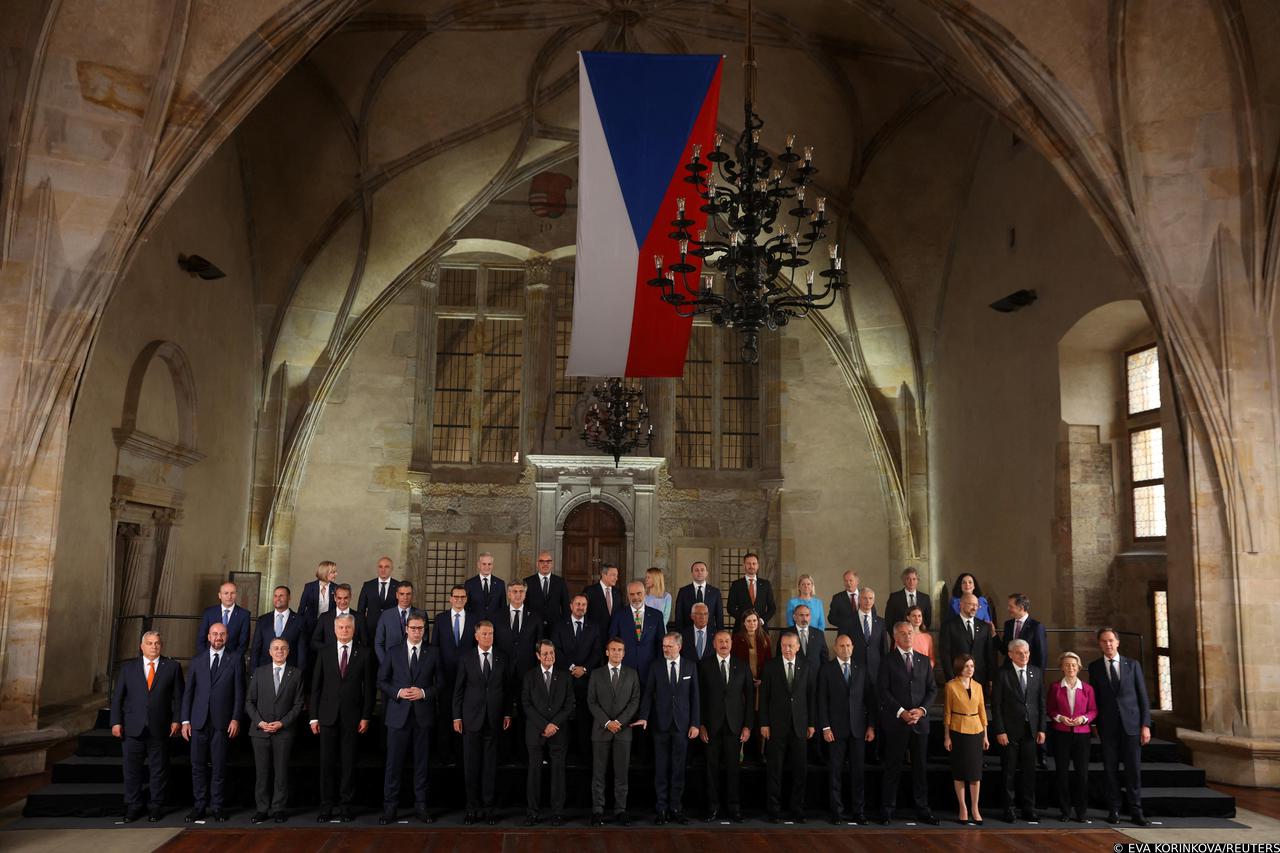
xmin=108 ymin=558 xmax=1153 ymax=829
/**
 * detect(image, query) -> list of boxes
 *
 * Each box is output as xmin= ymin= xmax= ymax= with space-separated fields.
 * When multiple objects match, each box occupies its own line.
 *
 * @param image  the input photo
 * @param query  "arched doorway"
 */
xmin=562 ymin=501 xmax=626 ymax=591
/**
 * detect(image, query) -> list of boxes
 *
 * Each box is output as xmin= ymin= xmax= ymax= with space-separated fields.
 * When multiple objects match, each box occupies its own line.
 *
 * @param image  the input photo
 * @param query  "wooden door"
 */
xmin=562 ymin=502 xmax=627 ymax=591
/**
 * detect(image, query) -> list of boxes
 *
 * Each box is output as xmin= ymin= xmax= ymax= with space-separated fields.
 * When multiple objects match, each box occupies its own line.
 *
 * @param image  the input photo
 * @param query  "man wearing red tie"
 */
xmin=727 ymin=553 xmax=776 ymax=627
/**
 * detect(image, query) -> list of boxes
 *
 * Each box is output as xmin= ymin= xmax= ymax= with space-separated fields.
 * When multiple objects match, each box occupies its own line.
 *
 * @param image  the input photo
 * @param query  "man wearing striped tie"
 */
xmin=110 ymin=631 xmax=184 ymax=823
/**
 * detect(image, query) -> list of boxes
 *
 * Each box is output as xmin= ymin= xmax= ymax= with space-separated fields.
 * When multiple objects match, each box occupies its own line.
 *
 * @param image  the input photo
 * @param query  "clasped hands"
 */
xmin=898 ymin=707 xmax=925 ymax=725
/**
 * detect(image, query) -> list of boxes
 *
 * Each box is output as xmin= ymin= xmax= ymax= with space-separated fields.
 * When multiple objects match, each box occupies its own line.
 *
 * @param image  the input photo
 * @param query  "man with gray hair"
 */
xmin=990 ymin=638 xmax=1047 ymax=823
xmin=637 ymin=632 xmax=701 ymax=823
xmin=465 ymin=552 xmax=505 ymax=619
xmin=309 ymin=613 xmax=375 ymax=822
xmin=111 ymin=630 xmax=184 ymax=822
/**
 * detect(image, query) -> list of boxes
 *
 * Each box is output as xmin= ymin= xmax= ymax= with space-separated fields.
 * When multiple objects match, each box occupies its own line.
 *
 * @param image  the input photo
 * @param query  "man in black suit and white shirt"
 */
xmin=990 ymin=638 xmax=1047 ymax=823
xmin=698 ymin=630 xmax=753 ymax=822
xmin=525 ymin=551 xmax=569 ymax=631
xmin=195 ymin=582 xmax=250 ymax=661
xmin=673 ymin=560 xmax=723 ymax=632
xmin=876 ymin=622 xmax=939 ymax=825
xmin=758 ymin=632 xmax=814 ymax=822
xmin=245 ymin=637 xmax=304 ymax=823
xmin=521 ymin=640 xmax=574 ymax=825
xmin=310 ymin=584 xmax=368 ymax=653
xmin=357 ymin=555 xmax=399 ymax=631
xmin=582 ymin=564 xmax=620 ymax=638
xmin=637 ymin=633 xmax=701 ymax=823
xmin=309 ymin=614 xmax=374 ymax=822
xmin=464 ymin=553 xmax=506 ymax=619
xmin=251 ymin=586 xmax=306 ymax=670
xmin=377 ymin=614 xmax=438 ymax=824
xmin=452 ymin=621 xmax=514 ymax=825
xmin=884 ymin=567 xmax=932 ymax=631
xmin=727 ymin=553 xmax=776 ymax=626
xmin=817 ymin=634 xmax=876 ymax=824
xmin=940 ymin=593 xmax=997 ymax=689
xmin=550 ymin=594 xmax=601 ymax=761
xmin=1089 ymin=627 xmax=1152 ymax=826
xmin=111 ymin=631 xmax=183 ymax=822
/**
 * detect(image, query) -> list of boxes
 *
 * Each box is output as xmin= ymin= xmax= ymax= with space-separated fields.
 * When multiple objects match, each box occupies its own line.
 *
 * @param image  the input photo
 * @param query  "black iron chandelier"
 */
xmin=647 ymin=1 xmax=848 ymax=364
xmin=581 ymin=378 xmax=654 ymax=467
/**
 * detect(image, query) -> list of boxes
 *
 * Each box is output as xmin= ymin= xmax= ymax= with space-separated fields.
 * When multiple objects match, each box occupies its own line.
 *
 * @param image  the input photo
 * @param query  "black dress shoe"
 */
xmin=1106 ymin=811 xmax=1121 ymax=825
xmin=1072 ymin=813 xmax=1090 ymax=824
xmin=339 ymin=810 xmax=354 ymax=823
xmin=464 ymin=812 xmax=477 ymax=825
xmin=551 ymin=814 xmax=564 ymax=826
xmin=671 ymin=811 xmax=688 ymax=824
xmin=273 ymin=813 xmax=288 ymax=823
xmin=830 ymin=812 xmax=848 ymax=825
xmin=524 ymin=812 xmax=539 ymax=826
xmin=654 ymin=811 xmax=667 ymax=825
xmin=591 ymin=812 xmax=606 ymax=826
xmin=123 ymin=809 xmax=144 ymax=823
xmin=485 ymin=811 xmax=498 ymax=825
xmin=379 ymin=814 xmax=394 ymax=825
xmin=616 ymin=812 xmax=632 ymax=826
xmin=851 ymin=813 xmax=868 ymax=825
xmin=1002 ymin=809 xmax=1018 ymax=823
xmin=917 ymin=812 xmax=939 ymax=825
xmin=212 ymin=810 xmax=229 ymax=822
xmin=251 ymin=812 xmax=268 ymax=824
xmin=317 ymin=811 xmax=333 ymax=823
xmin=1131 ymin=812 xmax=1149 ymax=827
xmin=730 ymin=810 xmax=744 ymax=823
xmin=1021 ymin=810 xmax=1039 ymax=824
xmin=416 ymin=809 xmax=433 ymax=824
xmin=148 ymin=811 xmax=163 ymax=823
xmin=791 ymin=813 xmax=807 ymax=824
xmin=1058 ymin=811 xmax=1071 ymax=822
xmin=877 ymin=811 xmax=892 ymax=825
xmin=768 ymin=814 xmax=781 ymax=824
xmin=186 ymin=807 xmax=206 ymax=823
xmin=706 ymin=810 xmax=721 ymax=822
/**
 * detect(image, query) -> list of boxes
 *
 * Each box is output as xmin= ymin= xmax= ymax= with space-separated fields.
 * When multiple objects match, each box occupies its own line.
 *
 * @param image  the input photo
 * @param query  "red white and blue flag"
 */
xmin=567 ymin=51 xmax=723 ymax=378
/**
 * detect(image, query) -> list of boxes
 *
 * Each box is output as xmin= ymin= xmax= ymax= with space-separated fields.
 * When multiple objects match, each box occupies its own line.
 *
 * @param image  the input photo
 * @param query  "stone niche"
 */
xmin=527 ymin=455 xmax=662 ymax=574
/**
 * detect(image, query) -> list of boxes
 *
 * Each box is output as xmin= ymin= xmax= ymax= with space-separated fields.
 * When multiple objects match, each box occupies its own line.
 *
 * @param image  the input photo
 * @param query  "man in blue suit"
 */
xmin=638 ymin=632 xmax=701 ymax=823
xmin=680 ymin=603 xmax=716 ymax=665
xmin=1089 ymin=627 xmax=1152 ymax=827
xmin=251 ymin=585 xmax=306 ymax=670
xmin=111 ymin=630 xmax=184 ymax=822
xmin=181 ymin=622 xmax=245 ymax=822
xmin=375 ymin=581 xmax=426 ymax=663
xmin=195 ymin=582 xmax=250 ymax=661
xmin=998 ymin=593 xmax=1048 ymax=671
xmin=609 ymin=580 xmax=664 ymax=686
xmin=876 ymin=622 xmax=939 ymax=825
xmin=378 ymin=614 xmax=438 ymax=824
xmin=673 ymin=561 xmax=723 ymax=632
xmin=431 ymin=585 xmax=474 ymax=763
xmin=464 ymin=553 xmax=506 ymax=619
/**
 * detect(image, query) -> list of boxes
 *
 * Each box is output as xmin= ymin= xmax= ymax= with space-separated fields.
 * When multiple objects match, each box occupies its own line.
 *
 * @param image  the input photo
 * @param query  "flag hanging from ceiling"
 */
xmin=567 ymin=51 xmax=723 ymax=378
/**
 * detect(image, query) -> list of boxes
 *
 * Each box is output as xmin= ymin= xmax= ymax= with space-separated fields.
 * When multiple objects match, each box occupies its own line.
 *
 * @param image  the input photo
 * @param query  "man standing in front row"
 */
xmin=310 ymin=614 xmax=374 ymax=822
xmin=521 ymin=640 xmax=574 ymax=825
xmin=699 ymin=629 xmax=753 ymax=822
xmin=877 ymin=622 xmax=939 ymax=825
xmin=759 ymin=632 xmax=814 ymax=823
xmin=181 ymin=622 xmax=244 ymax=822
xmin=245 ymin=638 xmax=304 ymax=824
xmin=817 ymin=634 xmax=876 ymax=825
xmin=453 ymin=621 xmax=513 ymax=825
xmin=1089 ymin=627 xmax=1152 ymax=827
xmin=378 ymin=614 xmax=438 ymax=825
xmin=111 ymin=631 xmax=183 ymax=823
xmin=587 ymin=638 xmax=641 ymax=826
xmin=638 ymin=632 xmax=701 ymax=824
xmin=990 ymin=638 xmax=1046 ymax=823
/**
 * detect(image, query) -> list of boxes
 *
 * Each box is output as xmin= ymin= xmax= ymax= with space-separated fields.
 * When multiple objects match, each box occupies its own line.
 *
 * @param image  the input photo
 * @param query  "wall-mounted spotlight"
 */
xmin=177 ymin=254 xmax=226 ymax=280
xmin=989 ymin=289 xmax=1037 ymax=313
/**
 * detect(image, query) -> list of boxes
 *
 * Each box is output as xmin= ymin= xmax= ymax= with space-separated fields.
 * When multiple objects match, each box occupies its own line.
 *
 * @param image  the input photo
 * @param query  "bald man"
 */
xmin=196 ymin=582 xmax=250 ymax=661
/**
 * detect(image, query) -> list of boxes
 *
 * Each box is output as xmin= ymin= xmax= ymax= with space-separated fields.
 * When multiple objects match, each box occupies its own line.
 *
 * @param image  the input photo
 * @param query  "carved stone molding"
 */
xmin=112 ymin=427 xmax=204 ymax=468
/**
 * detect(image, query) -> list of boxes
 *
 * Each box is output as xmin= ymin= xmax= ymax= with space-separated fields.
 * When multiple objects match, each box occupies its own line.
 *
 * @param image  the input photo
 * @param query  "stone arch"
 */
xmin=119 ymin=340 xmax=199 ymax=453
xmin=556 ymin=490 xmax=634 ymax=532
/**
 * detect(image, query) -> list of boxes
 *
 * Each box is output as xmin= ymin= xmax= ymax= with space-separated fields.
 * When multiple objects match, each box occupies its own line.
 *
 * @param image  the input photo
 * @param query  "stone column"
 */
xmin=410 ymin=266 xmax=440 ymax=473
xmin=523 ymin=256 xmax=554 ymax=455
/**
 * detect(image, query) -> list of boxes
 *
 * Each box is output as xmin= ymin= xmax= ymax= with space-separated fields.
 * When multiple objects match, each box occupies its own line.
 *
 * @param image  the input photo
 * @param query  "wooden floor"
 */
xmin=1211 ymin=783 xmax=1280 ymax=821
xmin=156 ymin=827 xmax=1132 ymax=853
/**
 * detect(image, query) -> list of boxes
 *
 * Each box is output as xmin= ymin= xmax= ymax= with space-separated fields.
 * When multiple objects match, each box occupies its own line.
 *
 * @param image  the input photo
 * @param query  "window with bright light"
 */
xmin=1126 ymin=345 xmax=1160 ymax=415
xmin=1153 ymin=588 xmax=1172 ymax=710
xmin=1125 ymin=345 xmax=1165 ymax=541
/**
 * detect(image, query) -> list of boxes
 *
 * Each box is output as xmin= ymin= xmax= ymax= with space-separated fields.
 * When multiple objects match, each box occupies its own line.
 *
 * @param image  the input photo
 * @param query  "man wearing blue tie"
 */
xmin=637 ymin=633 xmax=701 ymax=824
xmin=251 ymin=586 xmax=306 ymax=670
xmin=680 ymin=604 xmax=715 ymax=665
xmin=181 ymin=623 xmax=244 ymax=822
xmin=196 ymin=582 xmax=250 ymax=661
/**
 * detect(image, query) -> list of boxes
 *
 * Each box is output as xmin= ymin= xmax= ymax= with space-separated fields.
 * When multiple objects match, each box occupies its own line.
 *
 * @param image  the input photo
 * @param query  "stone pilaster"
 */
xmin=523 ymin=256 xmax=553 ymax=456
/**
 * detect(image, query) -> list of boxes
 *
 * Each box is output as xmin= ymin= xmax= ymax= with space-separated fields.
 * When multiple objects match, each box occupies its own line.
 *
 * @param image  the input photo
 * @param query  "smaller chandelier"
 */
xmin=581 ymin=378 xmax=654 ymax=468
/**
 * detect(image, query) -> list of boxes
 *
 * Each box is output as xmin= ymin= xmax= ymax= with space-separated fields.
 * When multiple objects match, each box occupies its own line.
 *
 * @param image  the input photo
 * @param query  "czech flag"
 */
xmin=567 ymin=51 xmax=723 ymax=378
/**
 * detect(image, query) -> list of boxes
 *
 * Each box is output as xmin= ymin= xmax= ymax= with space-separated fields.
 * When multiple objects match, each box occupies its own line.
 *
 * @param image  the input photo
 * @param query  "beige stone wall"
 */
xmin=42 ymin=143 xmax=259 ymax=706
xmin=929 ymin=123 xmax=1143 ymax=619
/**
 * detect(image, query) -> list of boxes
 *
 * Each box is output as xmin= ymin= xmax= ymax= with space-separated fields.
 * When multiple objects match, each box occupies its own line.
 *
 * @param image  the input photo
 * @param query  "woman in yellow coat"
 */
xmin=943 ymin=653 xmax=989 ymax=825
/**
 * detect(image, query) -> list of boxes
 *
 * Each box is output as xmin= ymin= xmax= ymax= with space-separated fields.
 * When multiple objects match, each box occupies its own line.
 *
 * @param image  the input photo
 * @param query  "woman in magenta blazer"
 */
xmin=1046 ymin=651 xmax=1097 ymax=822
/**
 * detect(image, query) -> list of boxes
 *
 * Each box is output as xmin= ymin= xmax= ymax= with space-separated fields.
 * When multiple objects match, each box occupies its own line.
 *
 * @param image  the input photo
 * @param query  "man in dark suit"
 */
xmin=298 ymin=560 xmax=338 ymax=639
xmin=245 ymin=637 xmax=304 ymax=823
xmin=817 ymin=634 xmax=877 ymax=824
xmin=828 ymin=570 xmax=876 ymax=638
xmin=464 ymin=553 xmax=506 ymax=619
xmin=699 ymin=629 xmax=753 ymax=822
xmin=452 ymin=621 xmax=514 ymax=824
xmin=181 ymin=623 xmax=244 ymax=822
xmin=251 ymin=585 xmax=306 ymax=670
xmin=586 ymin=639 xmax=641 ymax=826
xmin=785 ymin=604 xmax=829 ymax=687
xmin=494 ymin=580 xmax=542 ymax=677
xmin=850 ymin=588 xmax=890 ymax=685
xmin=310 ymin=583 xmax=368 ymax=653
xmin=680 ymin=603 xmax=716 ymax=665
xmin=609 ymin=580 xmax=665 ymax=686
xmin=1089 ymin=627 xmax=1152 ymax=827
xmin=550 ymin=594 xmax=601 ymax=761
xmin=638 ymin=633 xmax=701 ymax=823
xmin=727 ymin=552 xmax=776 ymax=626
xmin=111 ymin=630 xmax=184 ymax=822
xmin=525 ymin=550 xmax=569 ymax=631
xmin=582 ymin=564 xmax=620 ymax=638
xmin=940 ymin=593 xmax=997 ymax=688
xmin=758 ymin=632 xmax=814 ymax=822
xmin=884 ymin=567 xmax=932 ymax=631
xmin=195 ymin=581 xmax=250 ymax=661
xmin=431 ymin=585 xmax=474 ymax=763
xmin=374 ymin=581 xmax=425 ymax=663
xmin=377 ymin=614 xmax=438 ymax=824
xmin=309 ymin=613 xmax=375 ymax=822
xmin=673 ymin=560 xmax=723 ymax=632
xmin=521 ymin=640 xmax=574 ymax=825
xmin=998 ymin=593 xmax=1048 ymax=671
xmin=357 ymin=555 xmax=399 ymax=631
xmin=990 ymin=638 xmax=1047 ymax=823
xmin=877 ymin=622 xmax=939 ymax=825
